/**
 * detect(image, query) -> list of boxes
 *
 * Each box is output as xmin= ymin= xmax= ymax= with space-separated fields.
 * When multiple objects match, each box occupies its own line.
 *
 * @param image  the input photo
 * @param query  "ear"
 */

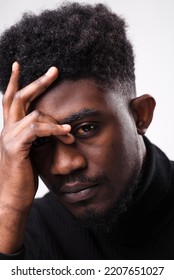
xmin=130 ymin=94 xmax=156 ymax=135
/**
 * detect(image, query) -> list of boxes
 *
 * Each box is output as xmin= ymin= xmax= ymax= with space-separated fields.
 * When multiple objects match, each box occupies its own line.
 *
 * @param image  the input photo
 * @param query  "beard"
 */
xmin=77 ymin=169 xmax=142 ymax=234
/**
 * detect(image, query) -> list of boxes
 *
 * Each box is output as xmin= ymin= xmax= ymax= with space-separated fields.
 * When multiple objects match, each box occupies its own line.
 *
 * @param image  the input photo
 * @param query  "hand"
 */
xmin=0 ymin=62 xmax=73 ymax=253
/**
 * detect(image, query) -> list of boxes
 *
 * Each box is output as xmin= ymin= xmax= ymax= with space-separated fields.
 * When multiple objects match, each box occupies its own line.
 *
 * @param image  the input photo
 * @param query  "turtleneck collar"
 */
xmin=97 ymin=137 xmax=173 ymax=244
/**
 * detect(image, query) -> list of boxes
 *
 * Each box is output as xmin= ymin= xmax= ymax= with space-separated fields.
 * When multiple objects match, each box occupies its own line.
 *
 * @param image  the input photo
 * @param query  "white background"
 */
xmin=0 ymin=260 xmax=172 ymax=279
xmin=0 ymin=0 xmax=173 ymax=198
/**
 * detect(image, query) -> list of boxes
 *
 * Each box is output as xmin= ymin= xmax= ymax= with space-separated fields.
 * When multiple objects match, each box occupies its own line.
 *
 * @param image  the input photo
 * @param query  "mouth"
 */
xmin=60 ymin=182 xmax=100 ymax=203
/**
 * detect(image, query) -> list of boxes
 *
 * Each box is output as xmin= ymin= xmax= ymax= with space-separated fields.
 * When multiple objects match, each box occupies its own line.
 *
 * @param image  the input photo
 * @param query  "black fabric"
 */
xmin=0 ymin=246 xmax=25 ymax=260
xmin=1 ymin=138 xmax=174 ymax=259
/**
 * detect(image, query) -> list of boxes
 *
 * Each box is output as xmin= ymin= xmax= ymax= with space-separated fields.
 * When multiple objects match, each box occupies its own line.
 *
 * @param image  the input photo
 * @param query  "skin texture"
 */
xmin=0 ymin=64 xmax=73 ymax=253
xmin=31 ymin=80 xmax=141 ymax=219
xmin=31 ymin=80 xmax=155 ymax=220
xmin=0 ymin=63 xmax=155 ymax=254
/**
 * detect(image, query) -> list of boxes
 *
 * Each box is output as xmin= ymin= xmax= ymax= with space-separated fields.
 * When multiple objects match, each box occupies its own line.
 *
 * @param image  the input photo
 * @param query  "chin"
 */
xmin=77 ymin=207 xmax=119 ymax=234
xmin=74 ymin=173 xmax=142 ymax=233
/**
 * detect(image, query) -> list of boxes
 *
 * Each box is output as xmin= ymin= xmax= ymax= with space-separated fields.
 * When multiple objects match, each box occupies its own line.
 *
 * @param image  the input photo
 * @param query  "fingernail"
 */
xmin=61 ymin=124 xmax=71 ymax=130
xmin=12 ymin=61 xmax=19 ymax=72
xmin=45 ymin=66 xmax=58 ymax=77
xmin=66 ymin=133 xmax=74 ymax=138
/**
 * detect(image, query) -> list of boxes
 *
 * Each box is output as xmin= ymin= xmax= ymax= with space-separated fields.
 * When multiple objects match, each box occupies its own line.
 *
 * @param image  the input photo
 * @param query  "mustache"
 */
xmin=52 ymin=173 xmax=109 ymax=193
xmin=62 ymin=173 xmax=109 ymax=184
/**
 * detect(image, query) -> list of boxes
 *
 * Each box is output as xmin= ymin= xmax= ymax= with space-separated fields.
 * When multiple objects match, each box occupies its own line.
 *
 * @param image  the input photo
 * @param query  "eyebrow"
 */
xmin=59 ymin=108 xmax=100 ymax=125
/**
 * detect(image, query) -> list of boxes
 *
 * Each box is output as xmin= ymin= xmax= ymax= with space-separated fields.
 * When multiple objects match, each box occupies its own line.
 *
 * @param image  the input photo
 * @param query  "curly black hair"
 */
xmin=0 ymin=2 xmax=135 ymax=96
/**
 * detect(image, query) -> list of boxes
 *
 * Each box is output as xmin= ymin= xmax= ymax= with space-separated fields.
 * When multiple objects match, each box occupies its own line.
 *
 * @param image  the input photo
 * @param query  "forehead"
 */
xmin=33 ymin=79 xmax=121 ymax=122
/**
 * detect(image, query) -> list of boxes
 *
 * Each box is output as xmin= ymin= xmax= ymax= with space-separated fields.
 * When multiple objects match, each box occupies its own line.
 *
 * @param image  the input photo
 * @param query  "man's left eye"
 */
xmin=74 ymin=124 xmax=97 ymax=137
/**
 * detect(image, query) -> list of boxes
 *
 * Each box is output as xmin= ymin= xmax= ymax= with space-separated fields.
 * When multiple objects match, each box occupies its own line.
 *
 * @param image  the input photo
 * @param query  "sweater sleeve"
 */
xmin=0 ymin=246 xmax=25 ymax=260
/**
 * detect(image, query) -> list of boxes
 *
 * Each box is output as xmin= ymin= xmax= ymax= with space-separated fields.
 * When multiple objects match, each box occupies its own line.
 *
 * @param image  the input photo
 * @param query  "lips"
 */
xmin=60 ymin=182 xmax=100 ymax=203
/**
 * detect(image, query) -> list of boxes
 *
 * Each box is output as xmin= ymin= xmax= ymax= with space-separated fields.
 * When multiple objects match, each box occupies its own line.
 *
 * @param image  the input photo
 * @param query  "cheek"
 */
xmin=78 ymin=131 xmax=122 ymax=173
xmin=79 ymin=126 xmax=137 ymax=188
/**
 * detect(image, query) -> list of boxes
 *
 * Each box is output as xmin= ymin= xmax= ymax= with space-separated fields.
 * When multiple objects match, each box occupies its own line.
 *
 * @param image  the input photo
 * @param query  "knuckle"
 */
xmin=34 ymin=77 xmax=48 ymax=91
xmin=2 ymin=94 xmax=11 ymax=106
xmin=14 ymin=90 xmax=22 ymax=100
xmin=30 ymin=122 xmax=37 ymax=130
xmin=48 ymin=123 xmax=56 ymax=130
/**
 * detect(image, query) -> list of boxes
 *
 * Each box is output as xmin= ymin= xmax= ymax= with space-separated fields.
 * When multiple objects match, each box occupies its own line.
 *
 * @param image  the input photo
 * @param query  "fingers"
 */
xmin=3 ymin=110 xmax=75 ymax=152
xmin=9 ymin=66 xmax=58 ymax=122
xmin=17 ymin=110 xmax=71 ymax=137
xmin=3 ymin=63 xmax=58 ymax=124
xmin=15 ymin=110 xmax=60 ymax=132
xmin=2 ymin=62 xmax=20 ymax=123
xmin=15 ymin=110 xmax=74 ymax=141
xmin=57 ymin=133 xmax=75 ymax=145
xmin=1 ymin=63 xmax=74 ymax=155
xmin=13 ymin=123 xmax=74 ymax=153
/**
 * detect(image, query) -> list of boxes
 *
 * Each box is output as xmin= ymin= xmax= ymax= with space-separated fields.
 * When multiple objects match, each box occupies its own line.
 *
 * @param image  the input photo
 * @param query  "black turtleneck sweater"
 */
xmin=1 ymin=138 xmax=174 ymax=259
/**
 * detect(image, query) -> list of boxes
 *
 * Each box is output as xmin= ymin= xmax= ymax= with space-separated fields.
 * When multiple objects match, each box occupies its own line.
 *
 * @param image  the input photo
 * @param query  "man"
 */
xmin=0 ymin=2 xmax=173 ymax=260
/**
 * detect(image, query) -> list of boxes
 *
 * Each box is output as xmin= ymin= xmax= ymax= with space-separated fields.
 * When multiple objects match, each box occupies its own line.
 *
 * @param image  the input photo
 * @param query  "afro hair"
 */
xmin=0 ymin=2 xmax=135 ymax=95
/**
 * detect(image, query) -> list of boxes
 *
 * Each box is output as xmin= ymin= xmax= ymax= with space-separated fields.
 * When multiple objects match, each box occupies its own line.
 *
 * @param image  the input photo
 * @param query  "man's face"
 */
xmin=31 ymin=79 xmax=143 ymax=219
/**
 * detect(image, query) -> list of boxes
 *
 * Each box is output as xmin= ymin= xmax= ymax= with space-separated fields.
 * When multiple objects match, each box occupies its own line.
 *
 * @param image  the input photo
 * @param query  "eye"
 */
xmin=32 ymin=136 xmax=52 ymax=147
xmin=73 ymin=123 xmax=97 ymax=138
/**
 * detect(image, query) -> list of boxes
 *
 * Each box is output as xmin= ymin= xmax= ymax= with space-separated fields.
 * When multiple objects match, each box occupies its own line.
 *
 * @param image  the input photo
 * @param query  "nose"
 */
xmin=51 ymin=141 xmax=87 ymax=175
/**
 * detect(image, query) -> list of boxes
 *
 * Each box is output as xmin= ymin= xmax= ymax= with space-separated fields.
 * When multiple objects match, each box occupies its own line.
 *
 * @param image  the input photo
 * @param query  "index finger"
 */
xmin=2 ymin=62 xmax=20 ymax=123
xmin=8 ymin=66 xmax=58 ymax=123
